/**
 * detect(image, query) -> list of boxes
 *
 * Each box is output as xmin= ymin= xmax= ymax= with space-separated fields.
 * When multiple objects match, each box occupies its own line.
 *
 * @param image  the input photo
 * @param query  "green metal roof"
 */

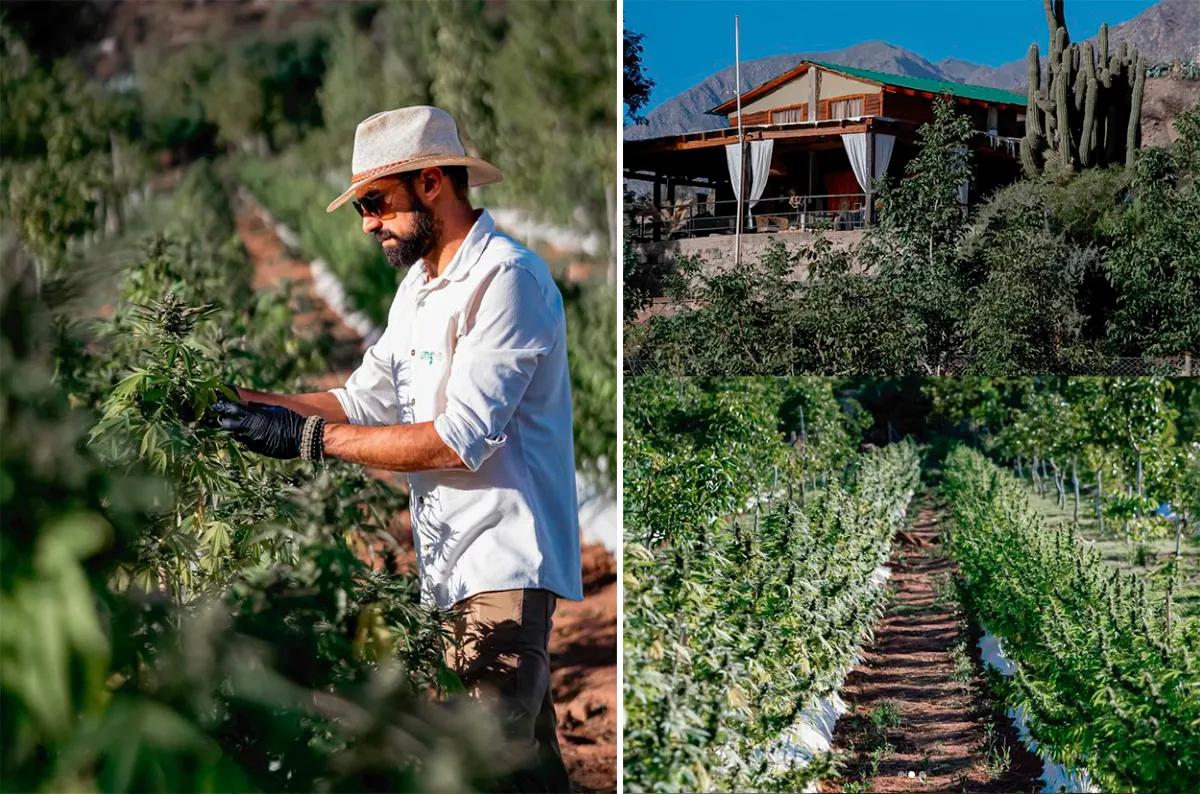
xmin=809 ymin=60 xmax=1028 ymax=106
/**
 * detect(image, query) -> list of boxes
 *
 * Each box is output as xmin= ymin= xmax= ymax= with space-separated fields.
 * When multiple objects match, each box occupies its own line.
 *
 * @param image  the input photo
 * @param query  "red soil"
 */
xmin=823 ymin=498 xmax=1043 ymax=793
xmin=235 ymin=195 xmax=617 ymax=793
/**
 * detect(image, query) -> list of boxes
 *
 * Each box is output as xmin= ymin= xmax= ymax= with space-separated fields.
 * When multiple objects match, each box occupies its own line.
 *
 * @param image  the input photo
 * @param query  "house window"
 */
xmin=987 ymin=107 xmax=999 ymax=135
xmin=828 ymin=97 xmax=864 ymax=119
xmin=772 ymin=106 xmax=806 ymax=124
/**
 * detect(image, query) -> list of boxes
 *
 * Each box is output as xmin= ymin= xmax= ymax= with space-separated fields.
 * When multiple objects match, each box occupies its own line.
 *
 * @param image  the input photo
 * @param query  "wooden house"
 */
xmin=625 ymin=60 xmax=1027 ymax=240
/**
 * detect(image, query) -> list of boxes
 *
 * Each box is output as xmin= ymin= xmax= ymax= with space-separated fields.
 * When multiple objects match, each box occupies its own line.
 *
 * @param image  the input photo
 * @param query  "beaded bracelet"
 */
xmin=301 ymin=415 xmax=325 ymax=464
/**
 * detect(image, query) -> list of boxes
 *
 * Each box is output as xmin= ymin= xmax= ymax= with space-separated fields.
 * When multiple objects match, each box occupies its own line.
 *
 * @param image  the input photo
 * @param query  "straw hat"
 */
xmin=325 ymin=106 xmax=502 ymax=213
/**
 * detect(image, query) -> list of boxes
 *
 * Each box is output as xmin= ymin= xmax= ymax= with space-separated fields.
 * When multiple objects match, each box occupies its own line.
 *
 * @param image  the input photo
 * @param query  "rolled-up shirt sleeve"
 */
xmin=435 ymin=264 xmax=557 ymax=471
xmin=329 ymin=333 xmax=399 ymax=426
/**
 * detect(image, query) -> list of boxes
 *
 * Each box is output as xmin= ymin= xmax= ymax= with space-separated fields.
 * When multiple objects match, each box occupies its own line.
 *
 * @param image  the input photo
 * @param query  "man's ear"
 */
xmin=417 ymin=167 xmax=444 ymax=203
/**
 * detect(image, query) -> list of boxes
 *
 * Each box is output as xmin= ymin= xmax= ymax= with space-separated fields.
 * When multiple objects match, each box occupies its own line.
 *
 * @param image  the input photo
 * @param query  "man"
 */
xmin=213 ymin=106 xmax=581 ymax=792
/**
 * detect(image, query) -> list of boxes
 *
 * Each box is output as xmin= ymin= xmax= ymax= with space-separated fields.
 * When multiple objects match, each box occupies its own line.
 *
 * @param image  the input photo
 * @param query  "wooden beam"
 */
xmin=625 ymin=117 xmax=914 ymax=155
xmin=623 ymin=171 xmax=719 ymax=189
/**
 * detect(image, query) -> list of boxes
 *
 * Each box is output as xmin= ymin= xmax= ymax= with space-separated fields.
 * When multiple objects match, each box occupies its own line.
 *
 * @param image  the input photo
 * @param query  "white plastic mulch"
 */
xmin=977 ymin=629 xmax=1099 ymax=793
xmin=730 ymin=496 xmax=914 ymax=789
xmin=488 ymin=207 xmax=604 ymax=258
xmin=728 ymin=564 xmax=893 ymax=793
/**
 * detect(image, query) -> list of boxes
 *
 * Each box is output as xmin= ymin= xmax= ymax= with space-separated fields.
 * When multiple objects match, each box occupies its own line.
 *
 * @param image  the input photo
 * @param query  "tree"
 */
xmin=858 ymin=94 xmax=976 ymax=373
xmin=491 ymin=0 xmax=618 ymax=243
xmin=624 ymin=29 xmax=655 ymax=125
xmin=1103 ymin=104 xmax=1200 ymax=356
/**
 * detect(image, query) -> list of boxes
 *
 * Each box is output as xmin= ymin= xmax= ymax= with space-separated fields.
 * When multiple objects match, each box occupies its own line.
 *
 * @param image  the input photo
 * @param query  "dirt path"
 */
xmin=234 ymin=194 xmax=617 ymax=793
xmin=824 ymin=495 xmax=1043 ymax=793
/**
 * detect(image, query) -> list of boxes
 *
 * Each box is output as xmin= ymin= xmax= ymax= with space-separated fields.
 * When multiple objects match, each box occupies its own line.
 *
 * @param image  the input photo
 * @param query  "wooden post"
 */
xmin=652 ymin=176 xmax=662 ymax=242
xmin=808 ymin=68 xmax=819 ymax=122
xmin=666 ymin=177 xmax=676 ymax=234
xmin=806 ymin=150 xmax=816 ymax=230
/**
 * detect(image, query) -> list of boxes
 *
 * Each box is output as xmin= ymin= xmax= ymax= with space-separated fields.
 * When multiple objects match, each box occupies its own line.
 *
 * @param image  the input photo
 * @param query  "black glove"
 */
xmin=212 ymin=399 xmax=305 ymax=459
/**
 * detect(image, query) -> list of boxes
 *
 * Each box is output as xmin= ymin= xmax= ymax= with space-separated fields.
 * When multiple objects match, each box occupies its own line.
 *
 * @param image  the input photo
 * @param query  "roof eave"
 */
xmin=711 ymin=58 xmax=1027 ymax=114
xmin=709 ymin=60 xmax=816 ymax=116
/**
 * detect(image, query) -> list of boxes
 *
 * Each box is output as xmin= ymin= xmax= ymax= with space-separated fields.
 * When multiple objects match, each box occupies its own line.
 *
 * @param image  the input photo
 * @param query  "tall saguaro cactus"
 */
xmin=1021 ymin=0 xmax=1145 ymax=176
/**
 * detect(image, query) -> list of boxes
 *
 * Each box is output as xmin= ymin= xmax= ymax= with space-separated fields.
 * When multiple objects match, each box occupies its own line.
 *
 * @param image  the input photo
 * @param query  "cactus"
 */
xmin=1026 ymin=45 xmax=1044 ymax=138
xmin=1021 ymin=2 xmax=1146 ymax=176
xmin=1126 ymin=53 xmax=1146 ymax=167
xmin=1079 ymin=43 xmax=1099 ymax=166
xmin=1055 ymin=33 xmax=1073 ymax=169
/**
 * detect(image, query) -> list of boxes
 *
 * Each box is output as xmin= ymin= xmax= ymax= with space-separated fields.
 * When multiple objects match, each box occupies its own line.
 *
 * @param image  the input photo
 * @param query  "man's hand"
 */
xmin=212 ymin=400 xmax=306 ymax=459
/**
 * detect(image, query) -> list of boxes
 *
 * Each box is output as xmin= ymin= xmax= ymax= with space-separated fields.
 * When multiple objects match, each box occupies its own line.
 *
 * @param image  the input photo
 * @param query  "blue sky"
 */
xmin=626 ymin=0 xmax=1159 ymax=111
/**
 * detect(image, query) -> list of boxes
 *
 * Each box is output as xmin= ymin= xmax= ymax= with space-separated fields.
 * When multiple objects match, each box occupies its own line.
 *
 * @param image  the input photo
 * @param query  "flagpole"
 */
xmin=734 ymin=14 xmax=745 ymax=268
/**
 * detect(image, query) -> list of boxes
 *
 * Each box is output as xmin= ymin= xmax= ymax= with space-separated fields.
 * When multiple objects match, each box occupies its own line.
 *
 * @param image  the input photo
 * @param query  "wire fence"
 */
xmin=623 ymin=353 xmax=1196 ymax=378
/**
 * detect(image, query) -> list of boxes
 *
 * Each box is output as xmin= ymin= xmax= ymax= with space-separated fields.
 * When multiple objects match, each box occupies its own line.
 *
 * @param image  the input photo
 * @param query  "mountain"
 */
xmin=627 ymin=0 xmax=1198 ymax=140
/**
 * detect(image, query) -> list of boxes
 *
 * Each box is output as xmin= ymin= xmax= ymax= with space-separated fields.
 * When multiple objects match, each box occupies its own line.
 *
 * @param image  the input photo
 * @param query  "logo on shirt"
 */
xmin=419 ymin=350 xmax=444 ymax=366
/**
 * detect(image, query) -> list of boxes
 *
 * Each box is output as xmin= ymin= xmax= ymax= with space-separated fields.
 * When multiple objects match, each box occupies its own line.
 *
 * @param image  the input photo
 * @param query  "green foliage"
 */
xmin=490 ymin=0 xmax=617 ymax=240
xmin=628 ymin=241 xmax=805 ymax=375
xmin=926 ymin=377 xmax=1198 ymax=522
xmin=428 ymin=0 xmax=500 ymax=166
xmin=235 ymin=155 xmax=397 ymax=325
xmin=957 ymin=182 xmax=1097 ymax=373
xmin=2 ymin=154 xmax=506 ymax=789
xmin=0 ymin=243 xmax=506 ymax=791
xmin=623 ymin=377 xmax=919 ymax=790
xmin=1 ymin=23 xmax=147 ymax=272
xmin=1 ymin=249 xmax=154 ymax=786
xmin=867 ymin=96 xmax=976 ymax=370
xmin=134 ymin=26 xmax=327 ymax=154
xmin=316 ymin=4 xmax=436 ymax=165
xmin=1103 ymin=104 xmax=1200 ymax=356
xmin=2 ymin=8 xmax=618 ymax=786
xmin=942 ymin=446 xmax=1200 ymax=791
xmin=624 ymin=29 xmax=655 ymax=124
xmin=874 ymin=95 xmax=974 ymax=253
xmin=563 ymin=282 xmax=618 ymax=492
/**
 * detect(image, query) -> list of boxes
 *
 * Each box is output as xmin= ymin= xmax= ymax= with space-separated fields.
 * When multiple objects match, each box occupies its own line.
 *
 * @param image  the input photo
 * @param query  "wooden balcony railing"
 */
xmin=630 ymin=192 xmax=871 ymax=241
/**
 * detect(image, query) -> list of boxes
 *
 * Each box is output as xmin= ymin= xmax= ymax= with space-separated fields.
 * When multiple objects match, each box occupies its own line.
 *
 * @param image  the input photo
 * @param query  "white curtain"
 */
xmin=725 ymin=139 xmax=775 ymax=213
xmin=874 ymin=134 xmax=895 ymax=181
xmin=841 ymin=132 xmax=896 ymax=192
xmin=842 ymin=133 xmax=869 ymax=193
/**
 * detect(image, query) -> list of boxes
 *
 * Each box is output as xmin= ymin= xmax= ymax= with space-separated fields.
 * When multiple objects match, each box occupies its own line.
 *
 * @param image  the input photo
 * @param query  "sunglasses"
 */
xmin=351 ymin=176 xmax=415 ymax=219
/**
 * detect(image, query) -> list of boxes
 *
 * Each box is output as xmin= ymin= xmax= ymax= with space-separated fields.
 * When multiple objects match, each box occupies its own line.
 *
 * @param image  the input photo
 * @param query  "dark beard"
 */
xmin=379 ymin=201 xmax=438 ymax=272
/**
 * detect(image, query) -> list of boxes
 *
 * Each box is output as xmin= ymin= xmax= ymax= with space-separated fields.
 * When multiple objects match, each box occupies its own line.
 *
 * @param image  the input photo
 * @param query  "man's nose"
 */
xmin=362 ymin=215 xmax=383 ymax=235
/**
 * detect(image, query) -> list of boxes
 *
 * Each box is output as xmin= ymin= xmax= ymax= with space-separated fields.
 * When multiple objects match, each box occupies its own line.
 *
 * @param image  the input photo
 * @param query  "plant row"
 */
xmin=927 ymin=378 xmax=1200 ymax=545
xmin=941 ymin=446 xmax=1200 ymax=791
xmin=623 ymin=379 xmax=918 ymax=791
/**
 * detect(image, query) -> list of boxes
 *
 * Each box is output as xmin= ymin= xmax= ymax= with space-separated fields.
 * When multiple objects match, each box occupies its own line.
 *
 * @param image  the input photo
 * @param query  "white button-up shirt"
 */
xmin=329 ymin=210 xmax=582 ymax=609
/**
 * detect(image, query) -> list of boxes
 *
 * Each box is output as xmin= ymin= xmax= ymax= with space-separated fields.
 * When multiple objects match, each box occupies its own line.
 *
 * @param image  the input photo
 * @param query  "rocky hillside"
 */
xmin=1142 ymin=77 xmax=1200 ymax=147
xmin=628 ymin=0 xmax=1198 ymax=140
